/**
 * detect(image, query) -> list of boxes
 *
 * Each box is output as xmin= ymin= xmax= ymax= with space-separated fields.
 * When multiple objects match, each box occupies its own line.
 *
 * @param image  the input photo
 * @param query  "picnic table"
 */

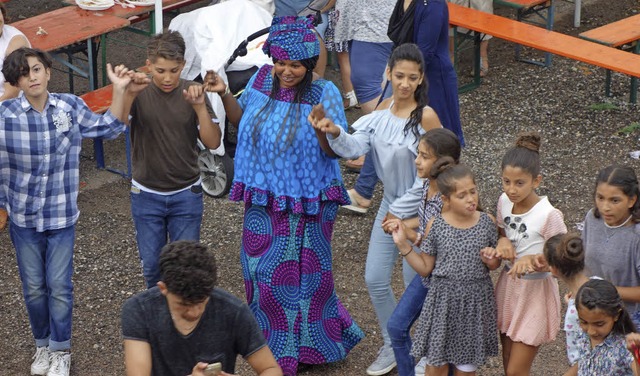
xmin=62 ymin=0 xmax=209 ymax=34
xmin=11 ymin=6 xmax=130 ymax=91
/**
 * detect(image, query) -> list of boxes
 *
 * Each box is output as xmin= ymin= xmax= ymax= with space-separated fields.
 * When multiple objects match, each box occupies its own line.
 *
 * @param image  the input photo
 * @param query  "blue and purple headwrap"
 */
xmin=262 ymin=15 xmax=320 ymax=61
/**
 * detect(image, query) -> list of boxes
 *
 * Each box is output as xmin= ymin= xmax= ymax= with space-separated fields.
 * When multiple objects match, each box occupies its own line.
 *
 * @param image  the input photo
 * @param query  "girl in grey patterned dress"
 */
xmin=393 ymin=159 xmax=500 ymax=375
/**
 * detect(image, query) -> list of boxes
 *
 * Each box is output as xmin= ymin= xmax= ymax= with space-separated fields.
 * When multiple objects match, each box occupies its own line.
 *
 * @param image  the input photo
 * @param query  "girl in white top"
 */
xmin=309 ymin=43 xmax=441 ymax=375
xmin=484 ymin=132 xmax=568 ymax=376
xmin=0 ymin=4 xmax=30 ymax=101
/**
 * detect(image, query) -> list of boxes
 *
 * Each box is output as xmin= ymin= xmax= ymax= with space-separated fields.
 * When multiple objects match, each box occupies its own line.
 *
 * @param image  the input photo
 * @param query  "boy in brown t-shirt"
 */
xmin=123 ymin=31 xmax=221 ymax=288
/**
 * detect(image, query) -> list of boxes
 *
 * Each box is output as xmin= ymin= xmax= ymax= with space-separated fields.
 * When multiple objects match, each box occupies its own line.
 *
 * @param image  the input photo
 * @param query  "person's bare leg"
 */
xmin=480 ymin=40 xmax=489 ymax=75
xmin=314 ymin=35 xmax=328 ymax=77
xmin=500 ymin=333 xmax=513 ymax=375
xmin=426 ymin=365 xmax=449 ymax=376
xmin=337 ymin=51 xmax=354 ymax=93
xmin=360 ymin=96 xmax=380 ymax=114
xmin=453 ymin=369 xmax=475 ymax=376
xmin=505 ymin=341 xmax=538 ymax=376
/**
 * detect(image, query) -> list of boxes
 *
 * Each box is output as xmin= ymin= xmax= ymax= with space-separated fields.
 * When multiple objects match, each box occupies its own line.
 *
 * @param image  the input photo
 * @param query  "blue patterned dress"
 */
xmin=230 ymin=65 xmax=364 ymax=375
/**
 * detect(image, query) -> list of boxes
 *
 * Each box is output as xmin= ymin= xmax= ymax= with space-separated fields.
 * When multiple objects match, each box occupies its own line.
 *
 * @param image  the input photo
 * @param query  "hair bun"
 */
xmin=562 ymin=233 xmax=584 ymax=262
xmin=515 ymin=132 xmax=541 ymax=153
xmin=430 ymin=156 xmax=456 ymax=179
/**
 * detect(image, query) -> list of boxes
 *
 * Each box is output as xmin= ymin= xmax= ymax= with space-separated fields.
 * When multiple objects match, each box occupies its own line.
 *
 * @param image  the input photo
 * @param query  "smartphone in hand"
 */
xmin=203 ymin=362 xmax=222 ymax=376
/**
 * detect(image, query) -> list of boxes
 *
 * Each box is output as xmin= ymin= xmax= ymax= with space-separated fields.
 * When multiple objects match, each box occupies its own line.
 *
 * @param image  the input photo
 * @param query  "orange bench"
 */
xmin=448 ymin=2 xmax=640 ymax=100
xmin=80 ymin=66 xmax=148 ymax=177
xmin=579 ymin=14 xmax=640 ymax=103
xmin=493 ymin=0 xmax=554 ymax=67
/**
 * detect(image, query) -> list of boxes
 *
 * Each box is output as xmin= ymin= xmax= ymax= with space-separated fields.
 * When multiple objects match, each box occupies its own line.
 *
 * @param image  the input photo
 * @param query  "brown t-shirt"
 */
xmin=130 ymin=79 xmax=215 ymax=191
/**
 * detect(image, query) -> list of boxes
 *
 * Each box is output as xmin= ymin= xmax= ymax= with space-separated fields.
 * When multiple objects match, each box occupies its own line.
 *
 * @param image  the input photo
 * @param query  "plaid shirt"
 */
xmin=0 ymin=93 xmax=126 ymax=231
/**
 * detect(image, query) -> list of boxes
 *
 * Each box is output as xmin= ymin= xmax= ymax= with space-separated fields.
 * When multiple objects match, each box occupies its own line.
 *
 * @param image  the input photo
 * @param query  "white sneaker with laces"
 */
xmin=47 ymin=351 xmax=70 ymax=376
xmin=31 ymin=346 xmax=50 ymax=375
xmin=366 ymin=344 xmax=396 ymax=376
xmin=414 ymin=357 xmax=427 ymax=376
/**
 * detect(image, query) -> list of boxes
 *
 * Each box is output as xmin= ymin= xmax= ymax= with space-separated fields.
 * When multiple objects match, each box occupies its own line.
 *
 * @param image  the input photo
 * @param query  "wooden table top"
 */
xmin=11 ymin=6 xmax=130 ymax=52
xmin=579 ymin=13 xmax=640 ymax=48
xmin=62 ymin=0 xmax=208 ymax=19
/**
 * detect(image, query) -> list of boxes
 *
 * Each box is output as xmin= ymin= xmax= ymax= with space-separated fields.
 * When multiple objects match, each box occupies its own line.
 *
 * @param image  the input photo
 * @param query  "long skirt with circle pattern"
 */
xmin=240 ymin=201 xmax=364 ymax=376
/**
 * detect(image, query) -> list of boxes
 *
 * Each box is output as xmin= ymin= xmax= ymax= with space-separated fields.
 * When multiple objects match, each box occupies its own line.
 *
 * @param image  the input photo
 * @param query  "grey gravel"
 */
xmin=0 ymin=0 xmax=639 ymax=374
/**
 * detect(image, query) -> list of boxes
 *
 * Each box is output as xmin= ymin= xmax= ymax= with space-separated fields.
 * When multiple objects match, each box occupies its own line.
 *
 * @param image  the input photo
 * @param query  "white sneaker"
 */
xmin=366 ymin=344 xmax=396 ymax=376
xmin=414 ymin=357 xmax=427 ymax=376
xmin=31 ymin=347 xmax=50 ymax=375
xmin=47 ymin=351 xmax=70 ymax=376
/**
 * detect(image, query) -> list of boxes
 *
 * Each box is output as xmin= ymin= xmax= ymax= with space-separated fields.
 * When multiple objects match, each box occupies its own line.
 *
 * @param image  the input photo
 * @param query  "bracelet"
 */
xmin=399 ymin=249 xmax=412 ymax=257
xmin=413 ymin=232 xmax=423 ymax=246
xmin=220 ymin=85 xmax=230 ymax=98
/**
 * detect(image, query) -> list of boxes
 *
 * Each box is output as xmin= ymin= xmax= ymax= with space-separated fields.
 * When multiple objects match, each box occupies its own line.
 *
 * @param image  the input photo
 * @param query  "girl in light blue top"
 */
xmin=309 ymin=43 xmax=442 ymax=374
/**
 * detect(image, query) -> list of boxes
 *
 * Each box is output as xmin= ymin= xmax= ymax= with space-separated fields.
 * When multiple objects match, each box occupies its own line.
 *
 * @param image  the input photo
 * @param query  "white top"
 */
xmin=0 ymin=25 xmax=30 ymax=97
xmin=328 ymin=103 xmax=428 ymax=217
xmin=497 ymin=192 xmax=567 ymax=279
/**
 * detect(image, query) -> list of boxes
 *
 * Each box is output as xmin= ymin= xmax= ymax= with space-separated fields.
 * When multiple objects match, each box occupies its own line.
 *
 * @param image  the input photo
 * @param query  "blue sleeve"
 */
xmin=389 ymin=176 xmax=424 ymax=219
xmin=320 ymin=81 xmax=348 ymax=133
xmin=237 ymin=69 xmax=261 ymax=111
xmin=67 ymin=95 xmax=126 ymax=140
xmin=414 ymin=0 xmax=447 ymax=65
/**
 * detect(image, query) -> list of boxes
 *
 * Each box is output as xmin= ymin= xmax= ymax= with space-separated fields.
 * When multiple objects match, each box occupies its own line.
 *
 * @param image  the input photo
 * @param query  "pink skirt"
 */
xmin=495 ymin=269 xmax=561 ymax=346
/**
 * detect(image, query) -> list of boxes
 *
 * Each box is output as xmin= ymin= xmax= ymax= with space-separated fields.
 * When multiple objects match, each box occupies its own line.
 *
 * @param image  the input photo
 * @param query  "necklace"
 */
xmin=604 ymin=214 xmax=633 ymax=229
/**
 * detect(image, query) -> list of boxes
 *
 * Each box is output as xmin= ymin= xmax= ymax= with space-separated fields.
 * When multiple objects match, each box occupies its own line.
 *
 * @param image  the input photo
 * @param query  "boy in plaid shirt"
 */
xmin=0 ymin=47 xmax=139 ymax=376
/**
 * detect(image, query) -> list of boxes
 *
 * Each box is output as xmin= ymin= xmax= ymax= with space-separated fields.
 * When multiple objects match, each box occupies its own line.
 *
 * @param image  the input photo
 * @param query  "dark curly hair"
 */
xmin=159 ymin=241 xmax=217 ymax=304
xmin=2 ymin=47 xmax=52 ymax=87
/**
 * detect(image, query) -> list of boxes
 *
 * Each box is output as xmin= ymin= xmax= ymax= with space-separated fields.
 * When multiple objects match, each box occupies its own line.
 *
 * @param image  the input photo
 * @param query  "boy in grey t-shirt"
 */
xmin=121 ymin=241 xmax=282 ymax=376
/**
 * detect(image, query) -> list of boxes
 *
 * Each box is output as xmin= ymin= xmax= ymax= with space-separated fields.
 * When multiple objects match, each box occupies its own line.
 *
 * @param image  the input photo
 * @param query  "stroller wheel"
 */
xmin=198 ymin=150 xmax=234 ymax=198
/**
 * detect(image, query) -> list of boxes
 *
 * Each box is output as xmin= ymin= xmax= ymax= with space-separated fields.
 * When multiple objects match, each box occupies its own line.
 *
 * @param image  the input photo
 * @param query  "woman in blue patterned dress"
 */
xmin=205 ymin=15 xmax=364 ymax=376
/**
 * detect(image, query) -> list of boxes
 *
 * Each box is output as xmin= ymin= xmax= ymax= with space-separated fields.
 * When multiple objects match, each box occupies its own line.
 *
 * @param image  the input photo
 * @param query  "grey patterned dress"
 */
xmin=411 ymin=212 xmax=499 ymax=367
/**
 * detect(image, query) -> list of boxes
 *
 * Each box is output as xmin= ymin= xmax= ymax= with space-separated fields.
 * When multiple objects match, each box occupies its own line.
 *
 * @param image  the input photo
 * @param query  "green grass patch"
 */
xmin=589 ymin=102 xmax=620 ymax=111
xmin=618 ymin=122 xmax=640 ymax=135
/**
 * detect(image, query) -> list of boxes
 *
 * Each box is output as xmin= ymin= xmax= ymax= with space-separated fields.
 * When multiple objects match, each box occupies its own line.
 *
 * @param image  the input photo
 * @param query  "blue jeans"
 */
xmin=365 ymin=198 xmax=417 ymax=345
xmin=130 ymin=186 xmax=203 ymax=288
xmin=10 ymin=223 xmax=75 ymax=351
xmin=354 ymin=151 xmax=378 ymax=200
xmin=388 ymin=274 xmax=429 ymax=376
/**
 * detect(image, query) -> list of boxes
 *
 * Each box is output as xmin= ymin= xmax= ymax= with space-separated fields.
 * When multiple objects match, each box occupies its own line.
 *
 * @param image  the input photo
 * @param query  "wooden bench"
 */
xmin=80 ymin=66 xmax=148 ymax=177
xmin=448 ymin=2 xmax=640 ymax=101
xmin=579 ymin=14 xmax=640 ymax=103
xmin=493 ymin=0 xmax=554 ymax=67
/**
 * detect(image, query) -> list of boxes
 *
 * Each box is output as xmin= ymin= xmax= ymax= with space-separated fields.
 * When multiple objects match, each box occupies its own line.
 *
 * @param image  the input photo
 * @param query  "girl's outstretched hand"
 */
xmin=532 ymin=253 xmax=550 ymax=272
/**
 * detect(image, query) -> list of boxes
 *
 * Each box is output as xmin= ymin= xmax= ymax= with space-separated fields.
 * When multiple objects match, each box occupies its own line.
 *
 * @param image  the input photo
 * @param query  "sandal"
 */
xmin=342 ymin=189 xmax=370 ymax=214
xmin=343 ymin=90 xmax=360 ymax=110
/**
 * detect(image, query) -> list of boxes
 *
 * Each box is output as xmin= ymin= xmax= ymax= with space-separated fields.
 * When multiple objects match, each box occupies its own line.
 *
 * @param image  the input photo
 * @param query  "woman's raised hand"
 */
xmin=308 ymin=104 xmax=341 ymax=137
xmin=203 ymin=70 xmax=227 ymax=95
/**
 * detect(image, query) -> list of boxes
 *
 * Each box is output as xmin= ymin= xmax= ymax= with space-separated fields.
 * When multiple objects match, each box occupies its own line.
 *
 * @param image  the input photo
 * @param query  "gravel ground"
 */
xmin=1 ymin=0 xmax=640 ymax=375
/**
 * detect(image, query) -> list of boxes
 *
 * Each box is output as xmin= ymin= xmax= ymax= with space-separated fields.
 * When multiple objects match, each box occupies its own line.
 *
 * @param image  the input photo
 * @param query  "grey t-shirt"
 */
xmin=583 ymin=209 xmax=640 ymax=313
xmin=121 ymin=287 xmax=266 ymax=375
